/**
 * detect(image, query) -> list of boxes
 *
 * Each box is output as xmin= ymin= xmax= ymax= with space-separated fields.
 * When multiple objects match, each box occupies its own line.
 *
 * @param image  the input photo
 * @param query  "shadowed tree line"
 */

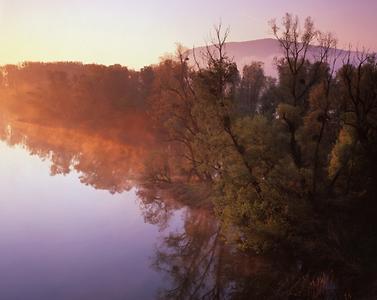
xmin=0 ymin=13 xmax=376 ymax=299
xmin=142 ymin=14 xmax=377 ymax=299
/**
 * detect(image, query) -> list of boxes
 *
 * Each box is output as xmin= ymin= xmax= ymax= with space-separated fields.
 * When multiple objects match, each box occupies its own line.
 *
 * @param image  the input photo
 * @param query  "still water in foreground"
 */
xmin=0 ymin=141 xmax=184 ymax=300
xmin=0 ymin=114 xmax=348 ymax=299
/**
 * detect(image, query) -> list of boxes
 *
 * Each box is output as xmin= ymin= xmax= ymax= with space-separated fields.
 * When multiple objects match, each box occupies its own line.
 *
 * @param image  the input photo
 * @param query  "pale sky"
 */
xmin=0 ymin=0 xmax=375 ymax=69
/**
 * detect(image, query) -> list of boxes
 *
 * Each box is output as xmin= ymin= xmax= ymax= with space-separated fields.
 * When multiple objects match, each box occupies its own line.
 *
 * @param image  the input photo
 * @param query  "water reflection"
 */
xmin=138 ymin=185 xmax=333 ymax=300
xmin=0 ymin=119 xmax=147 ymax=193
xmin=0 ymin=96 xmax=340 ymax=299
xmin=0 ymin=141 xmax=176 ymax=300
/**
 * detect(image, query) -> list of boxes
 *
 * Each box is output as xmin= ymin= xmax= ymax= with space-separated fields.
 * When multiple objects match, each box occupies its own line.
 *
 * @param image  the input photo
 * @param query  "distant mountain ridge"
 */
xmin=188 ymin=38 xmax=360 ymax=77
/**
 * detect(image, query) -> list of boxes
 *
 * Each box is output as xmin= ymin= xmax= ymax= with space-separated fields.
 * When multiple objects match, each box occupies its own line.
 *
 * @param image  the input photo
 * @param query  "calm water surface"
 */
xmin=0 ymin=141 xmax=183 ymax=300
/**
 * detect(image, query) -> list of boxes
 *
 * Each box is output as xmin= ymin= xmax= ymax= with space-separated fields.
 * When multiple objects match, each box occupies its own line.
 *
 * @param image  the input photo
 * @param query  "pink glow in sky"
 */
xmin=0 ymin=0 xmax=375 ymax=69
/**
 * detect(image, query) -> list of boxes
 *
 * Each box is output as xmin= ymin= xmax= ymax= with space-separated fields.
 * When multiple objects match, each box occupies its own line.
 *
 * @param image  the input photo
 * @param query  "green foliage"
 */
xmin=144 ymin=18 xmax=377 ymax=297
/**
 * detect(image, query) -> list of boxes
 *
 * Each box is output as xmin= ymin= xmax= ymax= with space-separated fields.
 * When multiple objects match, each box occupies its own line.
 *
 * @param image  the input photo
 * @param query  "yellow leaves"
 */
xmin=328 ymin=126 xmax=355 ymax=177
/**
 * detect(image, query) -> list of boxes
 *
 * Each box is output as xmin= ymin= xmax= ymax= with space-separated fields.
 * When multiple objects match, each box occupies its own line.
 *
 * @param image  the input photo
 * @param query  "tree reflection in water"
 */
xmin=0 ymin=88 xmax=350 ymax=299
xmin=0 ymin=112 xmax=344 ymax=300
xmin=136 ymin=184 xmax=342 ymax=300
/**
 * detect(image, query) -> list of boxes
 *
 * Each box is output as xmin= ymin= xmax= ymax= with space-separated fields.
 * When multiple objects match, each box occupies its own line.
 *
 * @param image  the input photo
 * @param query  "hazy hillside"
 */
xmin=189 ymin=38 xmax=355 ymax=77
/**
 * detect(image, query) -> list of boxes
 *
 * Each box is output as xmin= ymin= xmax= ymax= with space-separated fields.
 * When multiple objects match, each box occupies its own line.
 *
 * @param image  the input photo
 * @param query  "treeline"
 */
xmin=0 ymin=61 xmax=155 ymax=144
xmin=2 ymin=61 xmax=152 ymax=112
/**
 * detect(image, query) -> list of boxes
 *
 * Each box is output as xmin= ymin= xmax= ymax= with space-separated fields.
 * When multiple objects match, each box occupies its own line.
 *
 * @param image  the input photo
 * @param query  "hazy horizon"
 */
xmin=0 ymin=0 xmax=376 ymax=69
